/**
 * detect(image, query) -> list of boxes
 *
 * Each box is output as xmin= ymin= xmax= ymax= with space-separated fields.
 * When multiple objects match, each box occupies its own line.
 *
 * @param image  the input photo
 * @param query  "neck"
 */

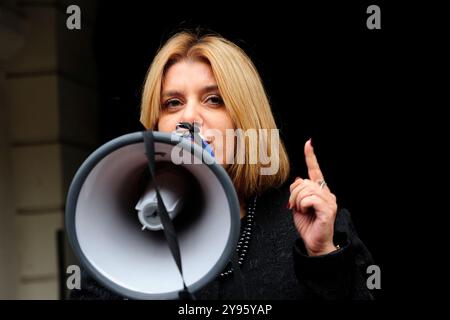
xmin=240 ymin=201 xmax=246 ymax=219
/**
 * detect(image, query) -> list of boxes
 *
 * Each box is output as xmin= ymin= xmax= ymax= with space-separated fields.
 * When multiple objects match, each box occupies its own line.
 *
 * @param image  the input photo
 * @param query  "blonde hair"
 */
xmin=140 ymin=31 xmax=290 ymax=200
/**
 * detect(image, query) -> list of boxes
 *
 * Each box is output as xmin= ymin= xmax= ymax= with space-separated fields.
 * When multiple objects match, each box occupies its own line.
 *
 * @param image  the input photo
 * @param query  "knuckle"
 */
xmin=290 ymin=183 xmax=298 ymax=193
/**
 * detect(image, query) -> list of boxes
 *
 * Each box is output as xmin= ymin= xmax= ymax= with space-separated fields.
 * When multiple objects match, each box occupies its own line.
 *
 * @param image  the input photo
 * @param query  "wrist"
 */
xmin=306 ymin=242 xmax=339 ymax=257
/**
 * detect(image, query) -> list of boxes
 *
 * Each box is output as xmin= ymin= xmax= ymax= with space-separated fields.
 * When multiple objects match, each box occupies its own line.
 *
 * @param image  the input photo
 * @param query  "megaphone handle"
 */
xmin=142 ymin=130 xmax=195 ymax=300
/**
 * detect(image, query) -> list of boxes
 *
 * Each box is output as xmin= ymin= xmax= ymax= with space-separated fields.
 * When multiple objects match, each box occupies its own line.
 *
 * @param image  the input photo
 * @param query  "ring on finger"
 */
xmin=317 ymin=179 xmax=327 ymax=190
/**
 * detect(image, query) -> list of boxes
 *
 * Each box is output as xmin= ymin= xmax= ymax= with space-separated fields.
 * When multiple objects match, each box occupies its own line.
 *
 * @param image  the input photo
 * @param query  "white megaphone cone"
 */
xmin=65 ymin=131 xmax=240 ymax=300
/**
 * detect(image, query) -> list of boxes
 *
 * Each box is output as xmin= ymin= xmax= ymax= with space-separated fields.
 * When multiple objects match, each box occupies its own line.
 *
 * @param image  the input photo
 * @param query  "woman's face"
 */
xmin=158 ymin=60 xmax=235 ymax=165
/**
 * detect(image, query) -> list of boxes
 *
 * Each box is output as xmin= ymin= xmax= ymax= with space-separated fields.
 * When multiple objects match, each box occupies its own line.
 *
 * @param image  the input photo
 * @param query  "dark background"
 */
xmin=90 ymin=1 xmax=429 ymax=300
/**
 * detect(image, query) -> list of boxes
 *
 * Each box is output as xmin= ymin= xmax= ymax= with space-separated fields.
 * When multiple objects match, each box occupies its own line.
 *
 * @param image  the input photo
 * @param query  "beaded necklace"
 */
xmin=220 ymin=195 xmax=257 ymax=277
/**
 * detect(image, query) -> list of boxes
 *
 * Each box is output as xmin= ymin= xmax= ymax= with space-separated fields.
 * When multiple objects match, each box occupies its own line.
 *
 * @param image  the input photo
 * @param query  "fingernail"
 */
xmin=309 ymin=138 xmax=313 ymax=147
xmin=285 ymin=201 xmax=290 ymax=209
xmin=295 ymin=177 xmax=301 ymax=181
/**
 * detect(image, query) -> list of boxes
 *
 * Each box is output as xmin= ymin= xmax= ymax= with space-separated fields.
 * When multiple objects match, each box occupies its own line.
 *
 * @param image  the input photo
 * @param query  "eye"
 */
xmin=163 ymin=98 xmax=183 ymax=109
xmin=205 ymin=95 xmax=224 ymax=106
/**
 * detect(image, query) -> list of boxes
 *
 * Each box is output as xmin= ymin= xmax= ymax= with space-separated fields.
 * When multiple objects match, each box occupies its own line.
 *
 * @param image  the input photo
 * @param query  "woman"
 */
xmin=73 ymin=31 xmax=374 ymax=300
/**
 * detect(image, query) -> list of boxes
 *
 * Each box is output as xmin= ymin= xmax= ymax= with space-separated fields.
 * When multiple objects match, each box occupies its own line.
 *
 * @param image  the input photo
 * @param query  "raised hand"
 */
xmin=288 ymin=139 xmax=338 ymax=256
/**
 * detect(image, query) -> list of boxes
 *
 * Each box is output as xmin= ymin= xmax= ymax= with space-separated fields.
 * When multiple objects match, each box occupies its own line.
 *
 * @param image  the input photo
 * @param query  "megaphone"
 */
xmin=65 ymin=130 xmax=241 ymax=300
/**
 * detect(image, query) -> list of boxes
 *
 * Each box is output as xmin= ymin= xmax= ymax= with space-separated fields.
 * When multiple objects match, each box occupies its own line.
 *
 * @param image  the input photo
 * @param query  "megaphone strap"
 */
xmin=142 ymin=130 xmax=195 ymax=300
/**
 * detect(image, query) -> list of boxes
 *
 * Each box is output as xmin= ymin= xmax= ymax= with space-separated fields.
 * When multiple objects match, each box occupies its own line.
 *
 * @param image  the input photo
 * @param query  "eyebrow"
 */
xmin=200 ymin=85 xmax=219 ymax=94
xmin=161 ymin=85 xmax=219 ymax=98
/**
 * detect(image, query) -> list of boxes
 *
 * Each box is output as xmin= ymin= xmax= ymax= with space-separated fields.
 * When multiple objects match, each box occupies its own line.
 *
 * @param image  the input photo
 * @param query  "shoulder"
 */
xmin=254 ymin=182 xmax=299 ymax=240
xmin=257 ymin=182 xmax=291 ymax=211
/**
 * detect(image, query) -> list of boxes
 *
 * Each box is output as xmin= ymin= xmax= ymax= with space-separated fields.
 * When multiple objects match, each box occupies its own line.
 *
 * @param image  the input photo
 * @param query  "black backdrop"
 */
xmin=91 ymin=1 xmax=418 ymax=300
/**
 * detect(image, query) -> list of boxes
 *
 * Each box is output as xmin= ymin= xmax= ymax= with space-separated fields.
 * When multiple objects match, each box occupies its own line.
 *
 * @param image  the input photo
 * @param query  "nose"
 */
xmin=179 ymin=102 xmax=202 ymax=125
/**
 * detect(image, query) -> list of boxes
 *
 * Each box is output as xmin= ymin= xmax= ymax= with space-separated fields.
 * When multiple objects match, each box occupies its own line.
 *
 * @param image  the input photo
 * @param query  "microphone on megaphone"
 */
xmin=175 ymin=121 xmax=215 ymax=158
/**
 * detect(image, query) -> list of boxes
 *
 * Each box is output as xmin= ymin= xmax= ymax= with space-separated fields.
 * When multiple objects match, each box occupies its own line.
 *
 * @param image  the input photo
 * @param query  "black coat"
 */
xmin=70 ymin=184 xmax=375 ymax=300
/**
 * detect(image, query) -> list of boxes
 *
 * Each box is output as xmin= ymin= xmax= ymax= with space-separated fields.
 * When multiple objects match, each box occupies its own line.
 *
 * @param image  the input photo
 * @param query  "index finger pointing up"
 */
xmin=304 ymin=138 xmax=324 ymax=181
